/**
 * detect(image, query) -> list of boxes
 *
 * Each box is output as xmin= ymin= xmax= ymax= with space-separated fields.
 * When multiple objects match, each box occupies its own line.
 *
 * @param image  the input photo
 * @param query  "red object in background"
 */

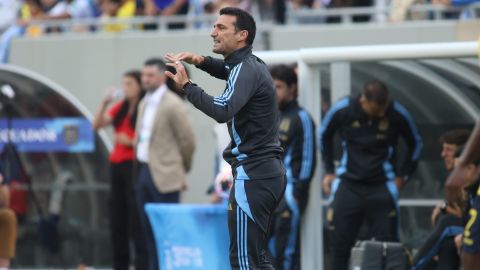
xmin=9 ymin=179 xmax=28 ymax=219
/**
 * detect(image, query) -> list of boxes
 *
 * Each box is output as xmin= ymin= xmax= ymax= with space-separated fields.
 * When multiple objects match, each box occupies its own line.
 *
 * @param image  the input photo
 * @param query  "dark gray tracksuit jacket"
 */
xmin=184 ymin=45 xmax=285 ymax=180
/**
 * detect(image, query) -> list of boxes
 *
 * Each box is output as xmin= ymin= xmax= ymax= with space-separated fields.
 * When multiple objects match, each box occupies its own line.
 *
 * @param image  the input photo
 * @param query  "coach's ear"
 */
xmin=237 ymin=30 xmax=248 ymax=43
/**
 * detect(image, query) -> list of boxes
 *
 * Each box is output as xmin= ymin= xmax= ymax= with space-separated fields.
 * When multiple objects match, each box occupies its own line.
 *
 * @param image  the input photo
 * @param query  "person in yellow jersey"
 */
xmin=101 ymin=0 xmax=135 ymax=32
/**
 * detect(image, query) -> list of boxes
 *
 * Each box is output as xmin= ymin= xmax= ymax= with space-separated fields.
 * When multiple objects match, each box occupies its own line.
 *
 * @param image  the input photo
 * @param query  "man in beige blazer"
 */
xmin=135 ymin=58 xmax=195 ymax=270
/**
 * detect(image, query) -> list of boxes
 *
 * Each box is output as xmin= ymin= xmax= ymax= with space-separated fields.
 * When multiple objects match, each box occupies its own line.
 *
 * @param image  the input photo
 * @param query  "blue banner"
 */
xmin=145 ymin=204 xmax=230 ymax=270
xmin=0 ymin=118 xmax=94 ymax=152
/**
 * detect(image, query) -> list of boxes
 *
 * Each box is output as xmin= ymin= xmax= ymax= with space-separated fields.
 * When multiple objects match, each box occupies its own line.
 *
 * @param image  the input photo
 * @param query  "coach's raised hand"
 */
xmin=165 ymin=60 xmax=190 ymax=90
xmin=165 ymin=52 xmax=204 ymax=66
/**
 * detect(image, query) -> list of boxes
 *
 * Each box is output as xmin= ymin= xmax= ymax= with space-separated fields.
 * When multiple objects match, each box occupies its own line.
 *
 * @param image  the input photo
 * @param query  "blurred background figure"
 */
xmin=319 ymin=80 xmax=423 ymax=270
xmin=412 ymin=129 xmax=471 ymax=270
xmin=0 ymin=172 xmax=17 ymax=270
xmin=100 ymin=0 xmax=136 ymax=32
xmin=92 ymin=70 xmax=146 ymax=270
xmin=135 ymin=58 xmax=195 ymax=270
xmin=269 ymin=64 xmax=317 ymax=270
xmin=142 ymin=0 xmax=190 ymax=29
xmin=0 ymin=0 xmax=22 ymax=35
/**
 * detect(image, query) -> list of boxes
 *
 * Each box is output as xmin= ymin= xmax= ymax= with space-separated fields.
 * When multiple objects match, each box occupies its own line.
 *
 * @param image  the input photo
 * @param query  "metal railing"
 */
xmin=256 ymin=41 xmax=480 ymax=269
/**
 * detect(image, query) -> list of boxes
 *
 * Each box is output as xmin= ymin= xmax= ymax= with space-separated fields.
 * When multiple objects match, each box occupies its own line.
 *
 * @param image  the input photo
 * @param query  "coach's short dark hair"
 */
xmin=270 ymin=64 xmax=297 ymax=87
xmin=363 ymin=80 xmax=389 ymax=107
xmin=144 ymin=58 xmax=166 ymax=72
xmin=220 ymin=7 xmax=256 ymax=45
xmin=440 ymin=129 xmax=471 ymax=146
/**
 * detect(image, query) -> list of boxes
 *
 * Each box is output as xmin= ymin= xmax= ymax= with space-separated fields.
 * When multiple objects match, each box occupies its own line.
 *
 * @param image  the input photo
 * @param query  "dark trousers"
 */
xmin=328 ymin=180 xmax=398 ymax=270
xmin=412 ymin=214 xmax=463 ymax=270
xmin=135 ymin=163 xmax=179 ymax=270
xmin=270 ymin=183 xmax=302 ymax=270
xmin=228 ymin=176 xmax=286 ymax=270
xmin=109 ymin=161 xmax=147 ymax=270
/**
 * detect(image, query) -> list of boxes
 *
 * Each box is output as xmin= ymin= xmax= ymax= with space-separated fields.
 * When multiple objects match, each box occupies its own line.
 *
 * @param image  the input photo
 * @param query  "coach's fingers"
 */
xmin=164 ymin=70 xmax=176 ymax=81
xmin=165 ymin=54 xmax=178 ymax=63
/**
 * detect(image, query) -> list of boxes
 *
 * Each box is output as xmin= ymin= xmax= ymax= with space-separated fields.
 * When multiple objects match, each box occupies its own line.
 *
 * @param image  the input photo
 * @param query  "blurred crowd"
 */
xmin=0 ymin=0 xmax=478 ymax=62
xmin=0 ymin=0 xmax=479 ymax=36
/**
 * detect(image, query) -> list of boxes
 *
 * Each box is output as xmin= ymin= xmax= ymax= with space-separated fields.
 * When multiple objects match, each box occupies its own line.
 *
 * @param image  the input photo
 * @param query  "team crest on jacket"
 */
xmin=279 ymin=119 xmax=291 ymax=132
xmin=352 ymin=120 xmax=361 ymax=128
xmin=379 ymin=118 xmax=389 ymax=131
xmin=63 ymin=124 xmax=79 ymax=145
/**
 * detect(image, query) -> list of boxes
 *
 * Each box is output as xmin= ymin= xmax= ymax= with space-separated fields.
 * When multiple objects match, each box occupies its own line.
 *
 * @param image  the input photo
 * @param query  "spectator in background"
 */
xmin=38 ymin=0 xmax=68 ymax=32
xmin=40 ymin=0 xmax=68 ymax=17
xmin=135 ymin=58 xmax=195 ymax=270
xmin=412 ymin=129 xmax=470 ymax=270
xmin=0 ymin=0 xmax=22 ymax=34
xmin=30 ymin=0 xmax=101 ymax=32
xmin=92 ymin=70 xmax=146 ymax=270
xmin=269 ymin=64 xmax=316 ymax=270
xmin=0 ymin=0 xmax=44 ymax=63
xmin=0 ymin=174 xmax=17 ymax=270
xmin=389 ymin=0 xmax=416 ymax=22
xmin=142 ymin=0 xmax=190 ymax=29
xmin=432 ymin=0 xmax=480 ymax=19
xmin=325 ymin=0 xmax=374 ymax=22
xmin=100 ymin=0 xmax=136 ymax=32
xmin=319 ymin=80 xmax=423 ymax=270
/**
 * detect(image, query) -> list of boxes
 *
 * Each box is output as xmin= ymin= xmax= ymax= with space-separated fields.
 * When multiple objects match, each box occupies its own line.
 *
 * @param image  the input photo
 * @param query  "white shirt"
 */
xmin=0 ymin=0 xmax=21 ymax=32
xmin=68 ymin=0 xmax=96 ymax=19
xmin=136 ymin=85 xmax=167 ymax=163
xmin=214 ymin=123 xmax=230 ymax=172
xmin=48 ymin=1 xmax=69 ymax=16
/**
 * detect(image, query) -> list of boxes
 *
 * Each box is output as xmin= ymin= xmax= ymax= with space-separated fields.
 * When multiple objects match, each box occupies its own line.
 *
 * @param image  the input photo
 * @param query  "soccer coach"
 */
xmin=165 ymin=7 xmax=286 ymax=270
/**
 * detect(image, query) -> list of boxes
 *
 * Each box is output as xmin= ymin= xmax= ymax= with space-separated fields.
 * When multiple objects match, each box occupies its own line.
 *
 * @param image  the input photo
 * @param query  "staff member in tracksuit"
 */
xmin=269 ymin=64 xmax=316 ymax=270
xmin=164 ymin=7 xmax=285 ymax=269
xmin=319 ymin=80 xmax=423 ymax=270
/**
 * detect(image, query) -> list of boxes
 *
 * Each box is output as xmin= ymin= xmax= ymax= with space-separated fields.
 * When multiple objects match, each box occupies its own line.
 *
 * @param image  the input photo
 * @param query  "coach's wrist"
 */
xmin=182 ymin=80 xmax=193 ymax=90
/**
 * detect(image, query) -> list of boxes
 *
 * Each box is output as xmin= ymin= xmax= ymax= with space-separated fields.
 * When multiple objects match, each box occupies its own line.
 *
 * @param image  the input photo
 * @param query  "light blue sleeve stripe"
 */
xmin=213 ymin=63 xmax=243 ymax=106
xmin=214 ymin=67 xmax=239 ymax=105
xmin=224 ymin=63 xmax=243 ymax=100
xmin=412 ymin=226 xmax=464 ymax=270
xmin=214 ymin=64 xmax=240 ymax=102
xmin=318 ymin=97 xmax=349 ymax=152
xmin=393 ymin=102 xmax=423 ymax=161
xmin=283 ymin=183 xmax=300 ymax=270
xmin=299 ymin=110 xmax=314 ymax=180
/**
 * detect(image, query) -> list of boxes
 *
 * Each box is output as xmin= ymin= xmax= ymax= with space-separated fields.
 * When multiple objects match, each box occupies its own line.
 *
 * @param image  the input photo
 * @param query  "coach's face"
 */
xmin=211 ymin=15 xmax=247 ymax=58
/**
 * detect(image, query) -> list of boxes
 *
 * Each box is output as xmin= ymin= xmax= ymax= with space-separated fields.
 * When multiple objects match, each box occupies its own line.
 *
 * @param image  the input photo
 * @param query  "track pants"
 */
xmin=327 ymin=180 xmax=399 ymax=270
xmin=228 ymin=175 xmax=286 ymax=270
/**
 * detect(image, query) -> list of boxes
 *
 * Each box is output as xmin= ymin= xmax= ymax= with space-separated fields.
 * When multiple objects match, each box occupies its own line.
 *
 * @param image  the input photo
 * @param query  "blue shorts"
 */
xmin=463 ymin=186 xmax=480 ymax=254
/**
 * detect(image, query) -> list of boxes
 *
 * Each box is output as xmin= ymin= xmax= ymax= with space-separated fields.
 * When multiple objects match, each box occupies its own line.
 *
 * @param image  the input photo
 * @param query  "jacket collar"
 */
xmin=280 ymin=99 xmax=299 ymax=112
xmin=225 ymin=45 xmax=252 ymax=67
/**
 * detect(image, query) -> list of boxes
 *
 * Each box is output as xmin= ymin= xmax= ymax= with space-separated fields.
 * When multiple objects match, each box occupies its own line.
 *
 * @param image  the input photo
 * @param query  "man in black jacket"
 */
xmin=165 ymin=7 xmax=285 ymax=270
xmin=319 ymin=80 xmax=423 ymax=270
xmin=268 ymin=64 xmax=316 ymax=270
